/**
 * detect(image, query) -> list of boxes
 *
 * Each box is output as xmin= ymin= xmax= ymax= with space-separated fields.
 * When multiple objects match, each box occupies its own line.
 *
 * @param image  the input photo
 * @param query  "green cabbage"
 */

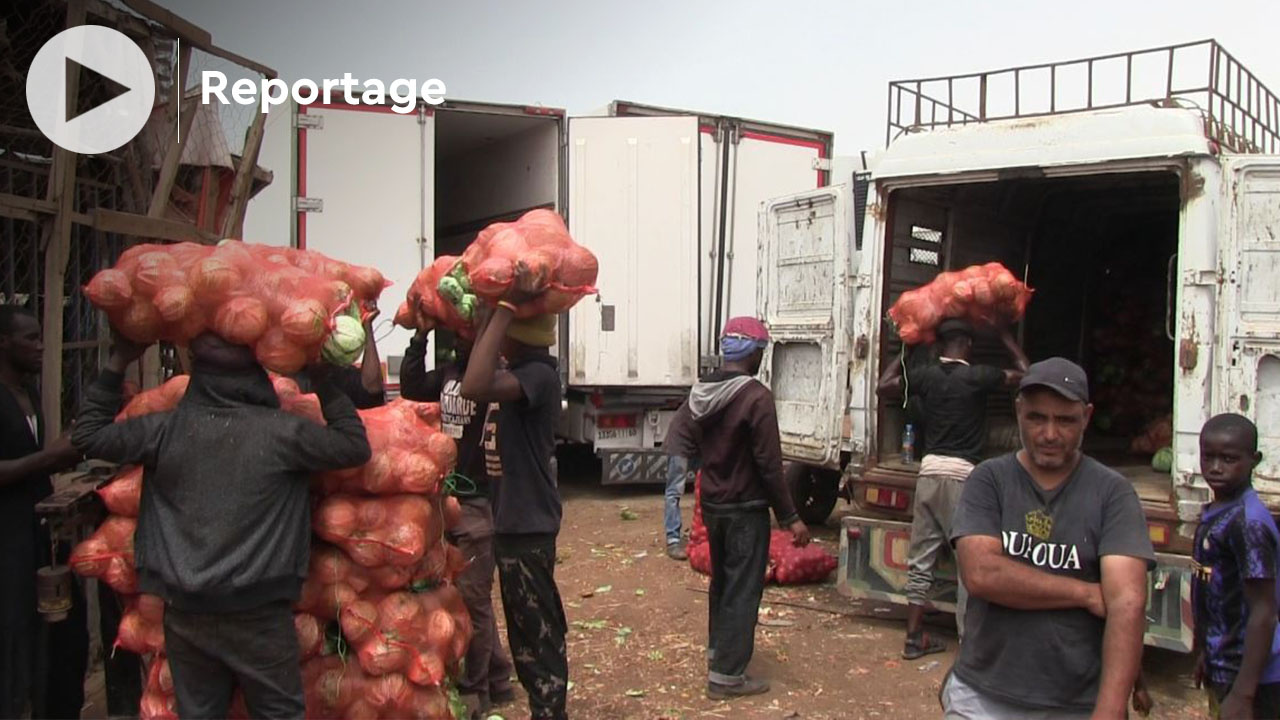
xmin=322 ymin=315 xmax=365 ymax=366
xmin=1152 ymin=446 xmax=1173 ymax=473
xmin=437 ymin=276 xmax=465 ymax=305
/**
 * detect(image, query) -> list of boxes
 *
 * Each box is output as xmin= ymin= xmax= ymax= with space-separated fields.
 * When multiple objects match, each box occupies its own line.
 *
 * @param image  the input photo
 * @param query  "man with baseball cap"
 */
xmin=877 ymin=318 xmax=1028 ymax=659
xmin=667 ymin=316 xmax=811 ymax=700
xmin=943 ymin=357 xmax=1155 ymax=719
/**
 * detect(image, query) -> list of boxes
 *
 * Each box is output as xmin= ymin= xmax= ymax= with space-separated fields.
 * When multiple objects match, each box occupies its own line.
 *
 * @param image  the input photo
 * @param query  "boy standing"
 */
xmin=1193 ymin=413 xmax=1280 ymax=719
xmin=461 ymin=301 xmax=568 ymax=720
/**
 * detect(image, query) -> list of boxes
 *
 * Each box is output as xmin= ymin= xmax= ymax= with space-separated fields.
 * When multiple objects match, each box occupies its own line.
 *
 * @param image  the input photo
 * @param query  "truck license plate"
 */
xmin=597 ymin=428 xmax=639 ymax=441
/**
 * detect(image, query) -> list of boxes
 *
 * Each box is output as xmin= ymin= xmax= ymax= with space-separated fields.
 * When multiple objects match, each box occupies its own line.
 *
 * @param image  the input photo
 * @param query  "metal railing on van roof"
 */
xmin=886 ymin=40 xmax=1280 ymax=155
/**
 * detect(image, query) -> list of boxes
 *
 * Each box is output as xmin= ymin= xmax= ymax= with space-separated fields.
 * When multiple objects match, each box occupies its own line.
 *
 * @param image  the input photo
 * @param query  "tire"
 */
xmin=786 ymin=463 xmax=840 ymax=526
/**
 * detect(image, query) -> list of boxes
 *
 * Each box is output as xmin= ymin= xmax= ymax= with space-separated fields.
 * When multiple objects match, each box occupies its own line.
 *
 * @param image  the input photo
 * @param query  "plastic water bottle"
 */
xmin=902 ymin=424 xmax=916 ymax=462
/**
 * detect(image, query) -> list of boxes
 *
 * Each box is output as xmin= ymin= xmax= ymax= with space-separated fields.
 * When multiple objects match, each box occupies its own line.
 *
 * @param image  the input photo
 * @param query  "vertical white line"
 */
xmin=175 ymin=38 xmax=181 ymax=144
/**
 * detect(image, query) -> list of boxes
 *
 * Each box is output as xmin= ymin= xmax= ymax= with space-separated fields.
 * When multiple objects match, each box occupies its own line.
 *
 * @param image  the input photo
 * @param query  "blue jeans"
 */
xmin=664 ymin=456 xmax=695 ymax=545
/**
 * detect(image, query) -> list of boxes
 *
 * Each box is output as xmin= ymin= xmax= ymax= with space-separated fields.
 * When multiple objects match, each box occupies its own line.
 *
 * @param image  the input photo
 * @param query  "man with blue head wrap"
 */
xmin=665 ymin=316 xmax=811 ymax=700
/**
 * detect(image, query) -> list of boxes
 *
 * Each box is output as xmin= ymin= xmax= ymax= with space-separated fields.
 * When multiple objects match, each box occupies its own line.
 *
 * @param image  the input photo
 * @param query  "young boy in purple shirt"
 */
xmin=1192 ymin=413 xmax=1280 ymax=719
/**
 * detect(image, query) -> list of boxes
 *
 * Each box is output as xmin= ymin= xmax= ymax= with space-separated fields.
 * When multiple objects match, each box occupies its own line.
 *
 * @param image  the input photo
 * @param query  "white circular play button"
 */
xmin=26 ymin=25 xmax=156 ymax=155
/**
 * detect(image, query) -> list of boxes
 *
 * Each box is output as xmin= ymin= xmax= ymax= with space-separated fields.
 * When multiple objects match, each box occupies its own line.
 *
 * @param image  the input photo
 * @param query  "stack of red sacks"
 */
xmin=302 ymin=393 xmax=469 ymax=719
xmin=70 ymin=377 xmax=469 ymax=720
xmin=887 ymin=262 xmax=1033 ymax=345
xmin=685 ymin=472 xmax=837 ymax=585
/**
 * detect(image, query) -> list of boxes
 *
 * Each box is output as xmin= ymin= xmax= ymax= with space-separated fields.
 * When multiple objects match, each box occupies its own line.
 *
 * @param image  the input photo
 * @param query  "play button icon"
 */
xmin=26 ymin=25 xmax=156 ymax=155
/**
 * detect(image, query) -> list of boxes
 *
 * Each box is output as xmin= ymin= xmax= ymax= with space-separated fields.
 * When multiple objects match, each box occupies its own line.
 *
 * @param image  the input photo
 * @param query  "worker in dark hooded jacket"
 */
xmin=666 ymin=316 xmax=811 ymax=701
xmin=73 ymin=332 xmax=371 ymax=719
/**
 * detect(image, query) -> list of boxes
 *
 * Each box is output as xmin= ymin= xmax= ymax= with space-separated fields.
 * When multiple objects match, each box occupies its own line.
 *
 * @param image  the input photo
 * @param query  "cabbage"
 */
xmin=437 ymin=276 xmax=465 ymax=305
xmin=322 ymin=315 xmax=366 ymax=366
xmin=1152 ymin=446 xmax=1173 ymax=473
xmin=457 ymin=294 xmax=477 ymax=321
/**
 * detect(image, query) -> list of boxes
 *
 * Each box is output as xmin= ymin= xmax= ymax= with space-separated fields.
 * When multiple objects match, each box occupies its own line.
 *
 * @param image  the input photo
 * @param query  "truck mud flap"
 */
xmin=838 ymin=517 xmax=1195 ymax=654
xmin=837 ymin=516 xmax=958 ymax=611
xmin=1145 ymin=552 xmax=1194 ymax=653
xmin=601 ymin=451 xmax=668 ymax=485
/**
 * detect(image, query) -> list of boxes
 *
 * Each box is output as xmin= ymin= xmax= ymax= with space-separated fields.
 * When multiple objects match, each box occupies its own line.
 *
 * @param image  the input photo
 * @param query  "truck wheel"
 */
xmin=786 ymin=463 xmax=840 ymax=526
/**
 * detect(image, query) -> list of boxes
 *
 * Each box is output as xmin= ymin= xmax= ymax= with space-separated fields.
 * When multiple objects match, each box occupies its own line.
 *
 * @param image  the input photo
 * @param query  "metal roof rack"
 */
xmin=886 ymin=39 xmax=1279 ymax=154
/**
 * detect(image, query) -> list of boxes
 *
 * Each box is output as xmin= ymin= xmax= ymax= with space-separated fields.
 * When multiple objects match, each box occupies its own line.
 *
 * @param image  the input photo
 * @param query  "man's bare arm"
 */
xmin=1093 ymin=555 xmax=1149 ymax=719
xmin=957 ymin=536 xmax=1104 ymax=615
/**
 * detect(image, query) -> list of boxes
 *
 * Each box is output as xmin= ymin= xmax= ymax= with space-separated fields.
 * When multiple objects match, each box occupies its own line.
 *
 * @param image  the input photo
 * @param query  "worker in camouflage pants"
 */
xmin=495 ymin=537 xmax=569 ymax=714
xmin=462 ymin=298 xmax=569 ymax=720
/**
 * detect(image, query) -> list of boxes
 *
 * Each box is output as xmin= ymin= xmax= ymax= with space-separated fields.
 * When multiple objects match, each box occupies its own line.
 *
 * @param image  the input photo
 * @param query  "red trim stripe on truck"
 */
xmin=697 ymin=126 xmax=830 ymax=187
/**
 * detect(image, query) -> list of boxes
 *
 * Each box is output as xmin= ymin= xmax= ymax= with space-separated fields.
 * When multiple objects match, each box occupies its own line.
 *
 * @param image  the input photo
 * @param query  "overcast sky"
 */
xmin=158 ymin=0 xmax=1279 ymax=154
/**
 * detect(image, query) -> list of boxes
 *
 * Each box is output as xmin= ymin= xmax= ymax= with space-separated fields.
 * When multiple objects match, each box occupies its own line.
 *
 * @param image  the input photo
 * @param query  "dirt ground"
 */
xmin=486 ymin=467 xmax=1212 ymax=720
xmin=78 ymin=466 xmax=1211 ymax=720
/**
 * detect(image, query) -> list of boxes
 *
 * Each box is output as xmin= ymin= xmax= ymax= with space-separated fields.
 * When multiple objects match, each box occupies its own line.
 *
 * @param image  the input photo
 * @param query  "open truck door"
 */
xmin=294 ymin=103 xmax=434 ymax=386
xmin=565 ymin=115 xmax=700 ymax=482
xmin=1219 ymin=157 xmax=1280 ymax=493
xmin=758 ymin=184 xmax=856 ymax=522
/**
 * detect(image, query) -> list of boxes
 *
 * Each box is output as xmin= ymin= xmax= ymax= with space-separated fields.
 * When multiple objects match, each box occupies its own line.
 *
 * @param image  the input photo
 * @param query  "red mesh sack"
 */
xmin=98 ymin=465 xmax=142 ymax=517
xmin=139 ymin=654 xmax=176 ymax=720
xmin=86 ymin=241 xmax=389 ymax=373
xmin=295 ymin=612 xmax=326 ymax=661
xmin=70 ymin=515 xmax=137 ymax=594
xmin=339 ymin=586 xmax=470 ymax=686
xmin=313 ymin=494 xmax=443 ymax=568
xmin=690 ymin=471 xmax=707 ymax=545
xmin=441 ymin=208 xmax=598 ymax=319
xmin=315 ymin=400 xmax=455 ymax=497
xmin=687 ymin=541 xmax=711 ymax=575
xmin=303 ymin=655 xmax=370 ymax=719
xmin=116 ymin=594 xmax=165 ymax=655
xmin=770 ymin=529 xmax=838 ymax=585
xmin=397 ymin=255 xmax=476 ymax=339
xmin=115 ymin=375 xmax=189 ymax=421
xmin=887 ymin=262 xmax=1033 ymax=345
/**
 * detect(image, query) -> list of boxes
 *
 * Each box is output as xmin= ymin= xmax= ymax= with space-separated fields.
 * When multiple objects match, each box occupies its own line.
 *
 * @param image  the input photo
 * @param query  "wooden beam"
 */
xmin=221 ymin=109 xmax=268 ymax=238
xmin=89 ymin=208 xmax=218 ymax=244
xmin=148 ymin=94 xmax=197 ymax=219
xmin=40 ymin=0 xmax=89 ymax=443
xmin=197 ymin=41 xmax=277 ymax=80
xmin=118 ymin=0 xmax=210 ymax=47
xmin=118 ymin=0 xmax=277 ymax=78
xmin=0 ymin=192 xmax=56 ymax=216
xmin=84 ymin=0 xmax=151 ymax=37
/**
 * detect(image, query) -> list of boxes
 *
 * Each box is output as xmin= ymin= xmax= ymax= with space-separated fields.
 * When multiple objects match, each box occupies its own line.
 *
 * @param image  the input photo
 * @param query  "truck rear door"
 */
xmin=758 ymin=184 xmax=855 ymax=469
xmin=295 ymin=104 xmax=433 ymax=384
xmin=1219 ymin=156 xmax=1280 ymax=497
xmin=566 ymin=116 xmax=701 ymax=388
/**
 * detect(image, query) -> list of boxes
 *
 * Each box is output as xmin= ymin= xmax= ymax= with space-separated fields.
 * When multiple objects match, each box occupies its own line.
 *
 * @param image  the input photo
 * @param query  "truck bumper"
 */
xmin=837 ymin=515 xmax=1195 ymax=653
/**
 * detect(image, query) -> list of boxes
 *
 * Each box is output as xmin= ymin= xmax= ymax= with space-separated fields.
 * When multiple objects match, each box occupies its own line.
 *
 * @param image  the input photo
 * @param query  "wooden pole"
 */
xmin=221 ymin=109 xmax=268 ymax=238
xmin=39 ymin=0 xmax=89 ymax=442
xmin=147 ymin=43 xmax=193 ymax=220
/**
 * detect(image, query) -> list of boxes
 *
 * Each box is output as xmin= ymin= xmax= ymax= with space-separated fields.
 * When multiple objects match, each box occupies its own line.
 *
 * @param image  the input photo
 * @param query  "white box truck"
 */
xmin=761 ymin=40 xmax=1280 ymax=653
xmin=244 ymin=97 xmax=833 ymax=483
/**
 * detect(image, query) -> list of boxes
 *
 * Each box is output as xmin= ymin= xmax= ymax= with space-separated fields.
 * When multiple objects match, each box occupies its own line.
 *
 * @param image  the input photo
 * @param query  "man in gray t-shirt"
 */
xmin=945 ymin=358 xmax=1155 ymax=719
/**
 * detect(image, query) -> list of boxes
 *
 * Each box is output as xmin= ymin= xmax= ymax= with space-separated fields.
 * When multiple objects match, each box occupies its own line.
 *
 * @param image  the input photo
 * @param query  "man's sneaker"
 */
xmin=666 ymin=542 xmax=689 ymax=561
xmin=902 ymin=631 xmax=946 ymax=660
xmin=707 ymin=676 xmax=770 ymax=700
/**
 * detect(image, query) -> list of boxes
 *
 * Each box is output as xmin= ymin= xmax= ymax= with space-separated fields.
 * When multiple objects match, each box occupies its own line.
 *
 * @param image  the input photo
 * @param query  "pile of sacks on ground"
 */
xmin=71 ymin=376 xmax=470 ymax=720
xmin=686 ymin=473 xmax=837 ymax=585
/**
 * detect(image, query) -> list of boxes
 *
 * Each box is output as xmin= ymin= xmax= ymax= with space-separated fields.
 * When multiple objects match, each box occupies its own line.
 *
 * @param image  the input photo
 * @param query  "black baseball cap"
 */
xmin=1019 ymin=357 xmax=1090 ymax=403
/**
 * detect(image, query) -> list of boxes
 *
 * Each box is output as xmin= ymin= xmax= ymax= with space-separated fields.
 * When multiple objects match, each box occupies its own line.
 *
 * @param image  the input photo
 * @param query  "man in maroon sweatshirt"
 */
xmin=667 ymin=316 xmax=811 ymax=700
